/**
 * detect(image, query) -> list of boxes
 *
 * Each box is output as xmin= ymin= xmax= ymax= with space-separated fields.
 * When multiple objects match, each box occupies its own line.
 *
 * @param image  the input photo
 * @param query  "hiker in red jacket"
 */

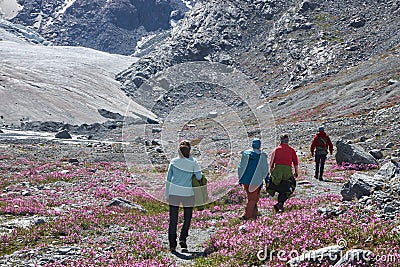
xmin=310 ymin=126 xmax=333 ymax=181
xmin=267 ymin=133 xmax=299 ymax=213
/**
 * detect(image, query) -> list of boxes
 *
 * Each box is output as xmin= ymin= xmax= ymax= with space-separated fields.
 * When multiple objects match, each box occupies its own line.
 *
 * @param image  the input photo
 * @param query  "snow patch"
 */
xmin=0 ymin=0 xmax=23 ymax=20
xmin=181 ymin=0 xmax=195 ymax=9
xmin=56 ymin=0 xmax=77 ymax=17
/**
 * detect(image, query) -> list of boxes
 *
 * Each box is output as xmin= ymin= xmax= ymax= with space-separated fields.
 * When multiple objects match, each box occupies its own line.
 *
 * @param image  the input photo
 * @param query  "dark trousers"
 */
xmin=315 ymin=154 xmax=327 ymax=178
xmin=267 ymin=180 xmax=293 ymax=204
xmin=168 ymin=195 xmax=194 ymax=248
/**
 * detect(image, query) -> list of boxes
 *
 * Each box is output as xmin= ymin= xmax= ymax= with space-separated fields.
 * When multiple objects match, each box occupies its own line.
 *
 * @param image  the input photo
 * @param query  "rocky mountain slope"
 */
xmin=116 ymin=0 xmax=400 ymax=151
xmin=4 ymin=0 xmax=195 ymax=55
xmin=118 ymin=0 xmax=400 ymax=93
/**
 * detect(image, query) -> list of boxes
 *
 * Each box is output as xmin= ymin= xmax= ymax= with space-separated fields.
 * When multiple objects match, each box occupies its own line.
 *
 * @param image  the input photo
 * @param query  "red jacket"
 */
xmin=270 ymin=144 xmax=299 ymax=169
xmin=310 ymin=131 xmax=333 ymax=154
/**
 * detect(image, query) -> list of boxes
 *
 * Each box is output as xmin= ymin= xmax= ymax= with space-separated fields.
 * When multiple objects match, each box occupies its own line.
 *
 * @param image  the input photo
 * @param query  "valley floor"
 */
xmin=0 ymin=140 xmax=398 ymax=267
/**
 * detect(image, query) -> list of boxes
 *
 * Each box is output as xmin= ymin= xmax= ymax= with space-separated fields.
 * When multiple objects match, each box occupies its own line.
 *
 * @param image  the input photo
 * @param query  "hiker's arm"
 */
xmin=294 ymin=165 xmax=299 ymax=178
xmin=328 ymin=137 xmax=334 ymax=155
xmin=269 ymin=150 xmax=276 ymax=171
xmin=193 ymin=159 xmax=202 ymax=180
xmin=165 ymin=164 xmax=173 ymax=199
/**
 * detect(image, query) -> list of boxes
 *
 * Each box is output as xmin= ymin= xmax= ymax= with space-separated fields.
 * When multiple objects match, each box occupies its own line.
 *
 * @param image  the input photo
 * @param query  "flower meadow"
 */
xmin=0 ymin=154 xmax=399 ymax=267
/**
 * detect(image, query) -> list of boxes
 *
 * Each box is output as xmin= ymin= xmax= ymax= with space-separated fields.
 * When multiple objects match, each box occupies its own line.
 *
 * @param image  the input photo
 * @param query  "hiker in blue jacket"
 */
xmin=165 ymin=140 xmax=202 ymax=252
xmin=238 ymin=138 xmax=269 ymax=220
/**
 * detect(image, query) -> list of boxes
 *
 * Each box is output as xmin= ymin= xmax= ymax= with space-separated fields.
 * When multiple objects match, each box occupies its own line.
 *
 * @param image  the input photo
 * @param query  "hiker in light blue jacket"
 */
xmin=165 ymin=140 xmax=202 ymax=252
xmin=238 ymin=138 xmax=269 ymax=220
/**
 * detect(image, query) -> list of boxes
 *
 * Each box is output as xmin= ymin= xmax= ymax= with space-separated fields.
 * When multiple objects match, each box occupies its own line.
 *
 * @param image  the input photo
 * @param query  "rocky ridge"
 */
xmin=8 ymin=0 xmax=194 ymax=55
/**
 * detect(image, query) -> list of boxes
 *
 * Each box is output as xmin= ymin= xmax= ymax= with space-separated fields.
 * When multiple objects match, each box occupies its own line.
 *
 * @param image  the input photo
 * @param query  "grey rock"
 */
xmin=299 ymin=1 xmax=318 ymax=13
xmin=333 ymin=249 xmax=372 ymax=267
xmin=107 ymin=197 xmax=147 ymax=213
xmin=155 ymin=146 xmax=164 ymax=153
xmin=152 ymin=139 xmax=161 ymax=146
xmin=385 ymin=142 xmax=394 ymax=148
xmin=341 ymin=173 xmax=385 ymax=201
xmin=208 ymin=112 xmax=218 ymax=119
xmin=384 ymin=204 xmax=397 ymax=214
xmin=55 ymin=130 xmax=72 ymax=139
xmin=287 ymin=245 xmax=343 ymax=267
xmin=349 ymin=17 xmax=366 ymax=28
xmin=369 ymin=149 xmax=383 ymax=160
xmin=152 ymin=127 xmax=162 ymax=133
xmin=68 ymin=158 xmax=79 ymax=164
xmin=388 ymin=79 xmax=399 ymax=85
xmin=97 ymin=109 xmax=124 ymax=121
xmin=336 ymin=141 xmax=378 ymax=165
xmin=374 ymin=161 xmax=399 ymax=180
xmin=21 ymin=190 xmax=31 ymax=196
xmin=34 ymin=218 xmax=46 ymax=225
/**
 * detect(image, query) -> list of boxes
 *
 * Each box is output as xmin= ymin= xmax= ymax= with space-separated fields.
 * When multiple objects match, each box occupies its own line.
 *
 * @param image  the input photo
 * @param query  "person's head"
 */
xmin=318 ymin=125 xmax=325 ymax=132
xmin=251 ymin=138 xmax=261 ymax=149
xmin=179 ymin=140 xmax=191 ymax=158
xmin=280 ymin=133 xmax=289 ymax=144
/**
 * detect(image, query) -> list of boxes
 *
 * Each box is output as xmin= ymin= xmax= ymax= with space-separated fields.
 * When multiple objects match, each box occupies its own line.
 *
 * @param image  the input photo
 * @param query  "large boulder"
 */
xmin=341 ymin=173 xmax=386 ymax=201
xmin=335 ymin=141 xmax=378 ymax=165
xmin=55 ymin=130 xmax=72 ymax=139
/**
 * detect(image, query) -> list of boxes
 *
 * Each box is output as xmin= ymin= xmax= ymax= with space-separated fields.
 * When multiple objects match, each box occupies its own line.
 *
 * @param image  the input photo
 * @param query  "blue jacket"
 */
xmin=166 ymin=156 xmax=202 ymax=197
xmin=238 ymin=149 xmax=269 ymax=191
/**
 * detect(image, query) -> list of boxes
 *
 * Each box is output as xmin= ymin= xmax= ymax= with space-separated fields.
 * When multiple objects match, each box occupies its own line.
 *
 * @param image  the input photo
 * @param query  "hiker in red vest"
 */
xmin=310 ymin=126 xmax=333 ymax=181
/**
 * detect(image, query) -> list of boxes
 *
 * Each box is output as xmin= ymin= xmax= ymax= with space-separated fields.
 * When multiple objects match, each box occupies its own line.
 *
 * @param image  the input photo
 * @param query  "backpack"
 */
xmin=316 ymin=136 xmax=328 ymax=154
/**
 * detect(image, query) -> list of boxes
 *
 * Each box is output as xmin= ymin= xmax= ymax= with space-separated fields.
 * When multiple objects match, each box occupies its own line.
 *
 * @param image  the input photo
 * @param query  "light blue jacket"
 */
xmin=238 ymin=149 xmax=269 ymax=192
xmin=166 ymin=156 xmax=202 ymax=197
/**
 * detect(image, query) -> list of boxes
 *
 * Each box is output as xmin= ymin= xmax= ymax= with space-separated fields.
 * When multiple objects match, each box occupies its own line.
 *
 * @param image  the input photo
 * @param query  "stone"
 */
xmin=349 ymin=17 xmax=366 ymax=28
xmin=287 ymin=245 xmax=343 ymax=267
xmin=335 ymin=141 xmax=378 ymax=165
xmin=341 ymin=173 xmax=383 ymax=201
xmin=333 ymin=249 xmax=372 ymax=267
xmin=21 ymin=191 xmax=31 ymax=196
xmin=369 ymin=149 xmax=383 ymax=160
xmin=151 ymin=127 xmax=162 ymax=133
xmin=97 ymin=109 xmax=124 ymax=121
xmin=152 ymin=139 xmax=161 ymax=146
xmin=385 ymin=142 xmax=394 ymax=148
xmin=55 ymin=130 xmax=72 ymax=139
xmin=208 ymin=111 xmax=218 ymax=118
xmin=155 ymin=146 xmax=163 ymax=153
xmin=299 ymin=1 xmax=318 ymax=13
xmin=107 ymin=197 xmax=147 ymax=213
xmin=68 ymin=158 xmax=79 ymax=164
xmin=374 ymin=161 xmax=399 ymax=180
xmin=388 ymin=79 xmax=399 ymax=85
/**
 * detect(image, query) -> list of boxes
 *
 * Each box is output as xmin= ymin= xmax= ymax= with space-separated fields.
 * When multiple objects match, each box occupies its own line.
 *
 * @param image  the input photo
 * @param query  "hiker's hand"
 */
xmin=294 ymin=172 xmax=299 ymax=178
xmin=311 ymin=152 xmax=314 ymax=157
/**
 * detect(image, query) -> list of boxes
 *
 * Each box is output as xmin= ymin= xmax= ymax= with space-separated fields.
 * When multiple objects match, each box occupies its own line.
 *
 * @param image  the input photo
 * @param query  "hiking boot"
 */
xmin=273 ymin=203 xmax=284 ymax=213
xmin=179 ymin=240 xmax=188 ymax=252
xmin=314 ymin=174 xmax=319 ymax=179
xmin=319 ymin=176 xmax=323 ymax=181
xmin=170 ymin=246 xmax=176 ymax=253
